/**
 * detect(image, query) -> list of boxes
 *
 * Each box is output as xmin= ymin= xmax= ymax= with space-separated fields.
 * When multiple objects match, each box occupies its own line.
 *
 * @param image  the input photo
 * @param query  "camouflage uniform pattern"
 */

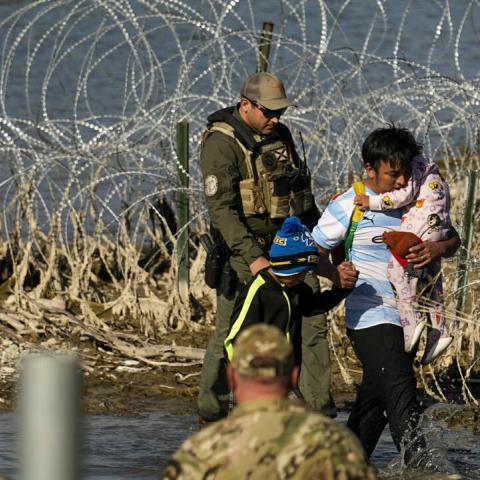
xmin=162 ymin=399 xmax=376 ymax=480
xmin=165 ymin=326 xmax=375 ymax=479
xmin=230 ymin=324 xmax=295 ymax=379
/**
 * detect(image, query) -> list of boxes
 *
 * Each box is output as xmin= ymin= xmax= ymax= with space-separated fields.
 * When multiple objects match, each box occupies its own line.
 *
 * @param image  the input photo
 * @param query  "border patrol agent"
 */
xmin=198 ymin=72 xmax=336 ymax=421
xmin=164 ymin=324 xmax=376 ymax=480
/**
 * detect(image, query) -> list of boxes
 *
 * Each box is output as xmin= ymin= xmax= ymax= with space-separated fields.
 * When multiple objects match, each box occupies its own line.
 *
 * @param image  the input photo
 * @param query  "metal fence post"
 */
xmin=456 ymin=169 xmax=479 ymax=314
xmin=20 ymin=354 xmax=81 ymax=480
xmin=257 ymin=22 xmax=274 ymax=73
xmin=176 ymin=122 xmax=189 ymax=303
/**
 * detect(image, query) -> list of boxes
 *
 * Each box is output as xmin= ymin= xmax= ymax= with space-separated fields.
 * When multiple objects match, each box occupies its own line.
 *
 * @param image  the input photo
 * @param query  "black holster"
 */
xmin=202 ymin=227 xmax=237 ymax=297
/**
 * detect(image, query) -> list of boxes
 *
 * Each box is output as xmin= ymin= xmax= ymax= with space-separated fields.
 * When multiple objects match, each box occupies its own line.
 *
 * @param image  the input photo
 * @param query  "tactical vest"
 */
xmin=203 ymin=111 xmax=313 ymax=219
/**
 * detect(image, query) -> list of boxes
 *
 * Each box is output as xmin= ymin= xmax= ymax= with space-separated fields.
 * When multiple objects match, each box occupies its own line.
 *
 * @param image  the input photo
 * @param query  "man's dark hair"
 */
xmin=361 ymin=125 xmax=422 ymax=171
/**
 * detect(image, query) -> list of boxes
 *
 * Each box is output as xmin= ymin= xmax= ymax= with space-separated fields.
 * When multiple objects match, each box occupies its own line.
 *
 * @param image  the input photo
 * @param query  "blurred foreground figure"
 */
xmin=21 ymin=354 xmax=81 ymax=480
xmin=162 ymin=324 xmax=376 ymax=480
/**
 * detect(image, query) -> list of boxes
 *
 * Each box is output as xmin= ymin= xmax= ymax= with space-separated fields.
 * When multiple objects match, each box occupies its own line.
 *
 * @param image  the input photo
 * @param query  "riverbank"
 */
xmin=0 ymin=322 xmax=362 ymax=415
xmin=2 ymin=320 xmax=479 ymax=418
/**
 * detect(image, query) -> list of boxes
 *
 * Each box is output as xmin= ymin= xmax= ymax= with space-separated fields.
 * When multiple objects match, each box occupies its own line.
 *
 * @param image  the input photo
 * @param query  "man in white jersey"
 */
xmin=312 ymin=126 xmax=460 ymax=464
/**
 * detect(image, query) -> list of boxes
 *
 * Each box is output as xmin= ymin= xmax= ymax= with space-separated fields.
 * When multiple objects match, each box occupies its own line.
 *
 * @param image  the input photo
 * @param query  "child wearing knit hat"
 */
xmin=268 ymin=216 xmax=321 ymax=285
xmin=224 ymin=216 xmax=355 ymax=368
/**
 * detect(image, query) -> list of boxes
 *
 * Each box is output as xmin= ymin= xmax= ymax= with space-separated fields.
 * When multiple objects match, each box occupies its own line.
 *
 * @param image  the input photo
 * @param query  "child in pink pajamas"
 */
xmin=355 ymin=154 xmax=453 ymax=364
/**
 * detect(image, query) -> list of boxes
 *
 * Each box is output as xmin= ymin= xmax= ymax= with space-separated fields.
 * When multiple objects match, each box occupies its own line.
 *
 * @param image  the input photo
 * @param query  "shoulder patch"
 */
xmin=204 ymin=175 xmax=219 ymax=197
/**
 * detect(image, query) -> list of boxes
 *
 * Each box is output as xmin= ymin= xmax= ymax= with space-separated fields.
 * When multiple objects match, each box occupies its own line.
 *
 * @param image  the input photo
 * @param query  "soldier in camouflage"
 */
xmin=163 ymin=324 xmax=376 ymax=480
xmin=199 ymin=72 xmax=357 ymax=422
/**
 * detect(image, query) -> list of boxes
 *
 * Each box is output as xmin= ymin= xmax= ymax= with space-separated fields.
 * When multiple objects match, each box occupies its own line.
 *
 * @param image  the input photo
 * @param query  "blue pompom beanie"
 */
xmin=269 ymin=216 xmax=319 ymax=276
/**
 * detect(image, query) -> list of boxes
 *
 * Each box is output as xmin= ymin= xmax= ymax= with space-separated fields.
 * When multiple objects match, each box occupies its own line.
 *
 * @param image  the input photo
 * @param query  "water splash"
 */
xmin=375 ymin=404 xmax=479 ymax=479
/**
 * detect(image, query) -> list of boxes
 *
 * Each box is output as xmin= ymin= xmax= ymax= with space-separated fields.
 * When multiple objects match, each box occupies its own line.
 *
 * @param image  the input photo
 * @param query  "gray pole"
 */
xmin=456 ymin=169 xmax=478 ymax=314
xmin=257 ymin=22 xmax=274 ymax=73
xmin=20 ymin=354 xmax=81 ymax=480
xmin=176 ymin=122 xmax=190 ymax=302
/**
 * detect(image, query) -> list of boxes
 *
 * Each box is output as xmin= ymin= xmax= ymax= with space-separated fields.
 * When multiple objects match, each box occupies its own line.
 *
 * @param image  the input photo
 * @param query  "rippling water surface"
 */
xmin=0 ymin=405 xmax=478 ymax=479
xmin=0 ymin=403 xmax=197 ymax=480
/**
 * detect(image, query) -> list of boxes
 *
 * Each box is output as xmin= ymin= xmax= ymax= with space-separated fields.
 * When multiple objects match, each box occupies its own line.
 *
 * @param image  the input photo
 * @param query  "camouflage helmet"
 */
xmin=231 ymin=324 xmax=295 ymax=379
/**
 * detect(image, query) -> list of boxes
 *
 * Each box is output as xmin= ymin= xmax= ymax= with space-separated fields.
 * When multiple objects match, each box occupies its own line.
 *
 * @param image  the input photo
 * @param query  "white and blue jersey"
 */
xmin=312 ymin=186 xmax=402 ymax=330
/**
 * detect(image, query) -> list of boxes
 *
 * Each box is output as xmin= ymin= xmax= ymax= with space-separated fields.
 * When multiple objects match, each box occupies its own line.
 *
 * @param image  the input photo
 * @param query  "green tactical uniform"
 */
xmin=198 ymin=105 xmax=335 ymax=420
xmin=163 ymin=399 xmax=377 ymax=480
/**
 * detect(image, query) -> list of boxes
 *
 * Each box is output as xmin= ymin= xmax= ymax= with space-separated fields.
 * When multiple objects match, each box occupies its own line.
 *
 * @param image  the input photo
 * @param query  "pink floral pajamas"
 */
xmin=369 ymin=155 xmax=451 ymax=352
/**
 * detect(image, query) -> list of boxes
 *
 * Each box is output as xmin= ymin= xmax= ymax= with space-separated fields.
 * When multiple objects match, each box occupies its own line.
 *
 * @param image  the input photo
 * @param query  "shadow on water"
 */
xmin=0 ymin=402 xmax=478 ymax=479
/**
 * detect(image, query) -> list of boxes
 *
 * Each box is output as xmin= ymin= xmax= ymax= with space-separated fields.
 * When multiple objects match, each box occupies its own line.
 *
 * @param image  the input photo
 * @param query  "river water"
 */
xmin=0 ymin=403 xmax=478 ymax=479
xmin=0 ymin=400 xmax=198 ymax=480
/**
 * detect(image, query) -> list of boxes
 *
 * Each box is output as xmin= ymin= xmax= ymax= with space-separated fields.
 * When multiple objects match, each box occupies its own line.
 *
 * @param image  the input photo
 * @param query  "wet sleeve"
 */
xmin=201 ymin=132 xmax=264 ymax=266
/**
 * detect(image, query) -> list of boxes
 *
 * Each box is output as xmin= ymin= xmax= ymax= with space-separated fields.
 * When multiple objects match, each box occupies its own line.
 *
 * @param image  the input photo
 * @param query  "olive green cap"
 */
xmin=240 ymin=72 xmax=295 ymax=110
xmin=231 ymin=324 xmax=295 ymax=379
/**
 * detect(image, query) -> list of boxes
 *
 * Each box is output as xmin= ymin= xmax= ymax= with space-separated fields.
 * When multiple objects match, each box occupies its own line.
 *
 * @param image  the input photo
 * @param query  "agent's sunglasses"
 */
xmin=245 ymin=97 xmax=287 ymax=118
